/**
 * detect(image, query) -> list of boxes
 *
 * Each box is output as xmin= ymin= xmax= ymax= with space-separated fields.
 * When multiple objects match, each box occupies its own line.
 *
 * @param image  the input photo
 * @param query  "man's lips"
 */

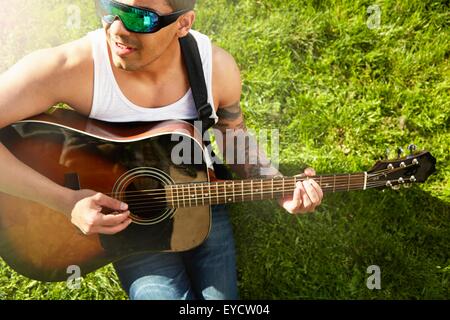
xmin=112 ymin=40 xmax=137 ymax=56
xmin=115 ymin=41 xmax=136 ymax=50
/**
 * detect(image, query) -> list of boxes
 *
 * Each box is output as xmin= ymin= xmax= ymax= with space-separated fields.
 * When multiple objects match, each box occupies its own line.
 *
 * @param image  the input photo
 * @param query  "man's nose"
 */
xmin=107 ymin=16 xmax=131 ymax=35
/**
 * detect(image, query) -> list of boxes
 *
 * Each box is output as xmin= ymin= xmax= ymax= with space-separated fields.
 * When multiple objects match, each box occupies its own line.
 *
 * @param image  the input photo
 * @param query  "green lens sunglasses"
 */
xmin=95 ymin=0 xmax=190 ymax=33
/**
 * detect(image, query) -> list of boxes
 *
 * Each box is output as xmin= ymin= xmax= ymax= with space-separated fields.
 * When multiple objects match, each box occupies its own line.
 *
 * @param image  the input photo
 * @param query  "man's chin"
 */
xmin=112 ymin=57 xmax=139 ymax=72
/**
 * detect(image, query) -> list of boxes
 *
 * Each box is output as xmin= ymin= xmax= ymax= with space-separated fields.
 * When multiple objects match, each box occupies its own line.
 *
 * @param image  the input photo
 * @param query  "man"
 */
xmin=0 ymin=0 xmax=323 ymax=299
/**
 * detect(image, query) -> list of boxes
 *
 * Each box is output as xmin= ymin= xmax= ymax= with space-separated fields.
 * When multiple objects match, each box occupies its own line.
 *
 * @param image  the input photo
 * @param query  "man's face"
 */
xmin=103 ymin=0 xmax=180 ymax=71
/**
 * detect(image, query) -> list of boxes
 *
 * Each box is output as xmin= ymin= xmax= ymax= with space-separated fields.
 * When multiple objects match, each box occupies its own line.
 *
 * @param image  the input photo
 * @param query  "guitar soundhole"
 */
xmin=113 ymin=168 xmax=175 ymax=225
xmin=124 ymin=177 xmax=167 ymax=224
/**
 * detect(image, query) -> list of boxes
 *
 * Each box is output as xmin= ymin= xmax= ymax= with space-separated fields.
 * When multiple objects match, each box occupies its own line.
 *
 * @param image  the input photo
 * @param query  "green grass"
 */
xmin=0 ymin=0 xmax=449 ymax=299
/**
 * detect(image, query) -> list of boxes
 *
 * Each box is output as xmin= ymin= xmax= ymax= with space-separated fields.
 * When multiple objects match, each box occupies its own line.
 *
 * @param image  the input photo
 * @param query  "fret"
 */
xmin=224 ymin=181 xmax=227 ymax=203
xmin=200 ymin=183 xmax=204 ymax=206
xmin=180 ymin=185 xmax=185 ymax=208
xmin=241 ymin=180 xmax=244 ymax=202
xmin=176 ymin=185 xmax=180 ymax=208
xmin=192 ymin=184 xmax=196 ymax=206
xmin=169 ymin=185 xmax=174 ymax=208
xmin=188 ymin=184 xmax=193 ymax=207
xmin=363 ymin=172 xmax=368 ymax=190
xmin=261 ymin=179 xmax=264 ymax=200
xmin=207 ymin=183 xmax=211 ymax=206
xmin=333 ymin=175 xmax=336 ymax=193
xmin=319 ymin=175 xmax=322 ymax=188
xmin=216 ymin=182 xmax=219 ymax=205
xmin=282 ymin=178 xmax=285 ymax=197
xmin=251 ymin=180 xmax=254 ymax=201
xmin=187 ymin=184 xmax=190 ymax=207
xmin=347 ymin=174 xmax=351 ymax=192
xmin=232 ymin=181 xmax=236 ymax=203
xmin=271 ymin=179 xmax=274 ymax=199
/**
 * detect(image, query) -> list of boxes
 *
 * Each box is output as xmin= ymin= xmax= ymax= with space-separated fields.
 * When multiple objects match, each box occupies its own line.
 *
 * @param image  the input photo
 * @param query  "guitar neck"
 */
xmin=167 ymin=172 xmax=369 ymax=208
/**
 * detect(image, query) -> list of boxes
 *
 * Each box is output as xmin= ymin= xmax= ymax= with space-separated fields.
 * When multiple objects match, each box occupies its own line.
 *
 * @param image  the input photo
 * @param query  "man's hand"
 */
xmin=278 ymin=168 xmax=323 ymax=214
xmin=67 ymin=189 xmax=132 ymax=235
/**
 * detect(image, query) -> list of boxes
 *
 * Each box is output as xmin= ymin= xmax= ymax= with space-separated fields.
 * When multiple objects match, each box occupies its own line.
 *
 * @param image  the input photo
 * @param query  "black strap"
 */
xmin=179 ymin=33 xmax=233 ymax=180
xmin=179 ymin=33 xmax=216 ymax=134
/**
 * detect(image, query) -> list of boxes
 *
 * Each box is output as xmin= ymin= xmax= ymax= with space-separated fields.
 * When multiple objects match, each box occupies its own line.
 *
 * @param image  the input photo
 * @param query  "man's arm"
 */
xmin=211 ymin=45 xmax=323 ymax=214
xmin=0 ymin=47 xmax=76 ymax=214
xmin=0 ymin=44 xmax=131 ymax=235
xmin=211 ymin=46 xmax=281 ymax=179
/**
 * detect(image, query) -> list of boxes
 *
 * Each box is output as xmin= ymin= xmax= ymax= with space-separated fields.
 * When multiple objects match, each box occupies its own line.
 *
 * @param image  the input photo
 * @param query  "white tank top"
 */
xmin=87 ymin=28 xmax=218 ymax=124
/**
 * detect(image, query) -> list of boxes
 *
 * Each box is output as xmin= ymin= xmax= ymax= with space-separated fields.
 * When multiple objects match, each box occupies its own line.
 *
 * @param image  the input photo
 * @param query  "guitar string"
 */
xmin=101 ymin=164 xmax=414 ymax=198
xmin=124 ymin=184 xmax=390 ymax=214
xmin=104 ymin=178 xmax=399 ymax=206
xmin=123 ymin=180 xmax=367 ymax=202
xmin=125 ymin=187 xmax=375 ymax=213
xmin=101 ymin=179 xmax=410 ymax=214
xmin=92 ymin=167 xmax=414 ymax=215
xmin=109 ymin=179 xmax=368 ymax=203
xmin=102 ymin=175 xmax=368 ymax=198
xmin=119 ymin=181 xmax=391 ymax=212
xmin=104 ymin=173 xmax=389 ymax=202
xmin=103 ymin=179 xmax=358 ymax=197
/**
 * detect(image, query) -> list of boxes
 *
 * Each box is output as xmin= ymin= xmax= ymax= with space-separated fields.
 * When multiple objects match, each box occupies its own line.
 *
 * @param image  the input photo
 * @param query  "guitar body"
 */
xmin=0 ymin=109 xmax=212 ymax=282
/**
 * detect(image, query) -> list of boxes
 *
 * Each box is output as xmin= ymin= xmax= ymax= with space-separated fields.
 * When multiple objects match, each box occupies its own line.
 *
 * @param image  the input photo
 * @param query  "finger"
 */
xmin=293 ymin=182 xmax=304 ymax=209
xmin=96 ymin=218 xmax=133 ymax=235
xmin=285 ymin=182 xmax=303 ymax=214
xmin=290 ymin=182 xmax=309 ymax=214
xmin=93 ymin=193 xmax=128 ymax=212
xmin=304 ymin=167 xmax=316 ymax=177
xmin=76 ymin=226 xmax=88 ymax=236
xmin=303 ymin=179 xmax=321 ymax=206
xmin=301 ymin=182 xmax=313 ymax=211
xmin=309 ymin=179 xmax=324 ymax=202
xmin=99 ymin=211 xmax=131 ymax=226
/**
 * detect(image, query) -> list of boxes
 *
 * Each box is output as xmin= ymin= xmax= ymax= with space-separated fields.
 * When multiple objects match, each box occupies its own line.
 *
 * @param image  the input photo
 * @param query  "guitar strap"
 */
xmin=179 ymin=33 xmax=233 ymax=180
xmin=179 ymin=33 xmax=216 ymax=134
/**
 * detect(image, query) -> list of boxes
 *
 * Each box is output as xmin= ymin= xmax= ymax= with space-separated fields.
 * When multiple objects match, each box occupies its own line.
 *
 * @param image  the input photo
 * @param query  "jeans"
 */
xmin=113 ymin=204 xmax=239 ymax=300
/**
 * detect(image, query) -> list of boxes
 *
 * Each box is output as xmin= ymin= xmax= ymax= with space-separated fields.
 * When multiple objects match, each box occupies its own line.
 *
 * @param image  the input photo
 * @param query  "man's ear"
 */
xmin=176 ymin=11 xmax=195 ymax=37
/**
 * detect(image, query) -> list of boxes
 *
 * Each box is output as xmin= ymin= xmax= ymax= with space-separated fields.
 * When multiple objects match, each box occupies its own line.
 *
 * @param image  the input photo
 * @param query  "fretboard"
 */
xmin=166 ymin=173 xmax=368 ymax=208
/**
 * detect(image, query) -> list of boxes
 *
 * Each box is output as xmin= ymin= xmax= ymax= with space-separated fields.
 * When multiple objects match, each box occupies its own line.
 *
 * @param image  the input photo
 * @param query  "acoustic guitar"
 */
xmin=0 ymin=109 xmax=436 ymax=282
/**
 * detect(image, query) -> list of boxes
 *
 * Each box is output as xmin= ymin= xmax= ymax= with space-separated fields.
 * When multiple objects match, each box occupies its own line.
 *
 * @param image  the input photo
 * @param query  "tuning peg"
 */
xmin=407 ymin=144 xmax=417 ymax=156
xmin=397 ymin=147 xmax=404 ymax=159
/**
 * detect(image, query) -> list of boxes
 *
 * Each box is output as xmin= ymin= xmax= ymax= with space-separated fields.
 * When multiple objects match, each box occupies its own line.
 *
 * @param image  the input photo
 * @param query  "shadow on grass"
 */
xmin=229 ymin=163 xmax=450 ymax=300
xmin=0 ymin=163 xmax=447 ymax=300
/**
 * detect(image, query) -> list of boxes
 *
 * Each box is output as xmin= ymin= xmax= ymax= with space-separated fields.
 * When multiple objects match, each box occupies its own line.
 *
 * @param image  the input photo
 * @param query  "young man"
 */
xmin=0 ymin=0 xmax=323 ymax=299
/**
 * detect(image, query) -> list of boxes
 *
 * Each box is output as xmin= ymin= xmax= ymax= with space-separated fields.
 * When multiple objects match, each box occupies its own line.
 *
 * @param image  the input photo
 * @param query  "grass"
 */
xmin=0 ymin=0 xmax=449 ymax=299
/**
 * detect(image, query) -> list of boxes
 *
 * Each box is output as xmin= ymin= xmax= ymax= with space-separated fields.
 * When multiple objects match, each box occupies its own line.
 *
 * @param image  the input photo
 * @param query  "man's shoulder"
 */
xmin=211 ymin=45 xmax=241 ymax=107
xmin=51 ymin=35 xmax=93 ymax=70
xmin=11 ymin=35 xmax=92 ymax=84
xmin=16 ymin=34 xmax=94 ymax=114
xmin=29 ymin=34 xmax=93 ymax=75
xmin=212 ymin=45 xmax=236 ymax=67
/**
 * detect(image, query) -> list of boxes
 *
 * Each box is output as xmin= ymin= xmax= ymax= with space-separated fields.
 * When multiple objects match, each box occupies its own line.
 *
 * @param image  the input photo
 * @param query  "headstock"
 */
xmin=367 ymin=150 xmax=436 ymax=190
